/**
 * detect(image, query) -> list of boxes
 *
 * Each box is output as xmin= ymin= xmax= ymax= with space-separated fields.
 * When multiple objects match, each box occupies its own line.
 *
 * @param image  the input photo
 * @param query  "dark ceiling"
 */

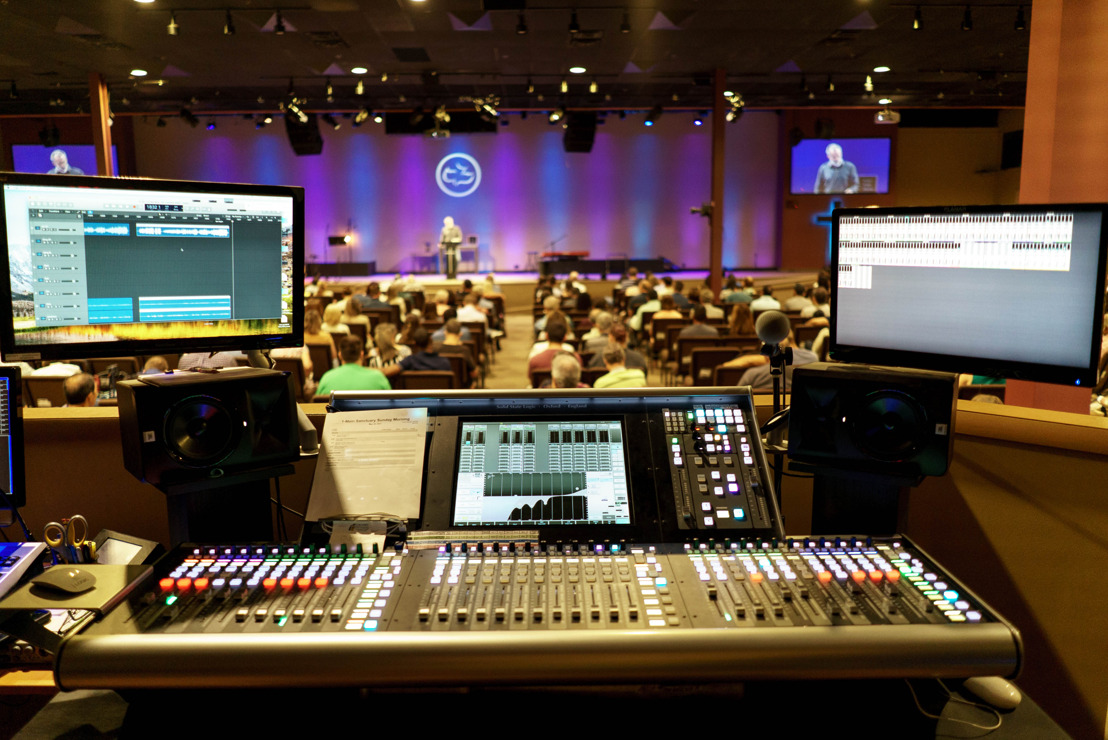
xmin=0 ymin=0 xmax=1031 ymax=120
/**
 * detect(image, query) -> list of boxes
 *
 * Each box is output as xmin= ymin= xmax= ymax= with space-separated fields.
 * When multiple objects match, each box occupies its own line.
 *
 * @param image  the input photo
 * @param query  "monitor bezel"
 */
xmin=829 ymin=202 xmax=1108 ymax=386
xmin=0 ymin=365 xmax=25 ymax=511
xmin=0 ymin=172 xmax=305 ymax=361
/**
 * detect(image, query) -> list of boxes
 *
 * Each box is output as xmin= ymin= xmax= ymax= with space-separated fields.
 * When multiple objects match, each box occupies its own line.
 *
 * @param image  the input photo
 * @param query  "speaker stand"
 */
xmin=805 ymin=469 xmax=915 ymax=536
xmin=159 ymin=465 xmax=295 ymax=546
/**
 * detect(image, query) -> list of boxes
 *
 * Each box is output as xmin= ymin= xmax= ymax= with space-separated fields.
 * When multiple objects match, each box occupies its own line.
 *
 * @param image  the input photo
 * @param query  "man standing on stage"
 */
xmin=814 ymin=143 xmax=858 ymax=194
xmin=439 ymin=216 xmax=463 ymax=280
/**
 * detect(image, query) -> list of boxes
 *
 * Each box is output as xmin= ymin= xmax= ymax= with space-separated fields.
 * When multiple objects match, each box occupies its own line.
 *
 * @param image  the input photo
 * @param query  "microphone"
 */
xmin=755 ymin=310 xmax=791 ymax=345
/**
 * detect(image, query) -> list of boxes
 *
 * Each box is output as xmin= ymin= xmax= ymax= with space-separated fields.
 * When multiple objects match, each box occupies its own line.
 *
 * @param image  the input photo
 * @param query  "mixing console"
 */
xmin=55 ymin=536 xmax=1021 ymax=689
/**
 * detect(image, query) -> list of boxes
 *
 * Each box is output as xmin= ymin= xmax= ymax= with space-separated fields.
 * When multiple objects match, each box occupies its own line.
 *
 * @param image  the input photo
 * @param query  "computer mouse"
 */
xmin=962 ymin=676 xmax=1022 ymax=710
xmin=31 ymin=567 xmax=97 ymax=594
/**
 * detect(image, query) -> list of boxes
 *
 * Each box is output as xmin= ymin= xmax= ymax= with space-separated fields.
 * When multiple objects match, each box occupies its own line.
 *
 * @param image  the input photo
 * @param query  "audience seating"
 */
xmin=23 ymin=376 xmax=68 ymax=407
xmin=395 ymin=370 xmax=457 ymax=390
xmin=690 ymin=347 xmax=756 ymax=386
xmin=306 ymin=344 xmax=332 ymax=384
xmin=443 ymin=353 xmax=470 ymax=388
xmin=88 ymin=357 xmax=141 ymax=376
xmin=362 ymin=306 xmax=401 ymax=332
xmin=793 ymin=324 xmax=825 ymax=349
xmin=346 ymin=322 xmax=368 ymax=348
xmin=712 ymin=365 xmax=746 ymax=386
xmin=273 ymin=357 xmax=310 ymax=402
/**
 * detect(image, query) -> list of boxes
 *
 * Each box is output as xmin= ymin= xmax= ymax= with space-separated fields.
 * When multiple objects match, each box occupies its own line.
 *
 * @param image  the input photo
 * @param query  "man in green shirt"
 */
xmin=316 ymin=335 xmax=391 ymax=395
xmin=594 ymin=345 xmax=647 ymax=389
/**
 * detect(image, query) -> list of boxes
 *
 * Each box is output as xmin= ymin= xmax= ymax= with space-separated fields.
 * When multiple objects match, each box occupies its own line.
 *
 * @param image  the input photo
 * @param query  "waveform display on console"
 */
xmin=82 ymin=223 xmax=131 ymax=236
xmin=453 ymin=419 xmax=631 ymax=527
xmin=135 ymin=225 xmax=231 ymax=238
xmin=509 ymin=495 xmax=588 ymax=522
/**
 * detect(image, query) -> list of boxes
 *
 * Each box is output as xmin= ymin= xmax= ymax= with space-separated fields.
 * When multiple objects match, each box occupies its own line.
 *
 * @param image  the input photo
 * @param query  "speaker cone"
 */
xmin=164 ymin=395 xmax=239 ymax=467
xmin=849 ymin=390 xmax=927 ymax=461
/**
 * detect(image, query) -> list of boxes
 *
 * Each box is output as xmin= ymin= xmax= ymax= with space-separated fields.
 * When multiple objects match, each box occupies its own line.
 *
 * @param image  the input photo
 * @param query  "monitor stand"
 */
xmin=158 ymin=464 xmax=295 ymax=545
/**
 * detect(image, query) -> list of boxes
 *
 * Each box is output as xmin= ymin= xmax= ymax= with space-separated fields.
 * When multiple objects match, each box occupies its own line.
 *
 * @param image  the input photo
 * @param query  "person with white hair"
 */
xmin=439 ymin=216 xmax=463 ymax=279
xmin=814 ymin=143 xmax=858 ymax=194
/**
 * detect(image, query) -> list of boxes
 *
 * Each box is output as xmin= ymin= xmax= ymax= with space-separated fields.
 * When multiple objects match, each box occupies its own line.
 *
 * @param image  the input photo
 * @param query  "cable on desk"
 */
xmin=904 ymin=678 xmax=1002 ymax=732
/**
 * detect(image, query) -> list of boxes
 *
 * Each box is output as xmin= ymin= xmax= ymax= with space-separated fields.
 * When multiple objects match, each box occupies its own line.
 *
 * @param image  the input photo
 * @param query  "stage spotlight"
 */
xmin=526 ymin=77 xmax=535 ymax=94
xmin=549 ymin=107 xmax=565 ymax=124
xmin=961 ymin=5 xmax=972 ymax=31
xmin=373 ymin=112 xmax=383 ymax=124
xmin=620 ymin=10 xmax=631 ymax=33
xmin=206 ymin=119 xmax=216 ymax=131
xmin=410 ymin=107 xmax=426 ymax=125
xmin=913 ymin=5 xmax=922 ymax=30
xmin=275 ymin=11 xmax=286 ymax=34
xmin=516 ymin=12 xmax=527 ymax=35
xmin=589 ymin=78 xmax=598 ymax=94
xmin=353 ymin=108 xmax=370 ymax=125
xmin=8 ymin=81 xmax=16 ymax=99
xmin=355 ymin=79 xmax=364 ymax=96
xmin=180 ymin=108 xmax=199 ymax=128
xmin=1014 ymin=5 xmax=1026 ymax=31
xmin=693 ymin=111 xmax=705 ymax=126
xmin=644 ymin=104 xmax=663 ymax=127
xmin=224 ymin=10 xmax=235 ymax=35
xmin=321 ymin=113 xmax=341 ymax=130
xmin=167 ymin=12 xmax=179 ymax=36
xmin=561 ymin=78 xmax=568 ymax=94
xmin=569 ymin=11 xmax=580 ymax=34
xmin=325 ymin=79 xmax=334 ymax=102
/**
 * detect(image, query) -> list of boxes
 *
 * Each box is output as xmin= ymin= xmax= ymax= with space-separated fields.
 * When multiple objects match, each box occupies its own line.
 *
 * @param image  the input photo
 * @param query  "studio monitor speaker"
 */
xmin=787 ymin=362 xmax=956 ymax=480
xmin=118 ymin=368 xmax=299 ymax=487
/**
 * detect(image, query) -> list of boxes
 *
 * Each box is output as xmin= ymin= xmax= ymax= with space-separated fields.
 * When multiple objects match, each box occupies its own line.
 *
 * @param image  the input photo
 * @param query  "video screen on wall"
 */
xmin=790 ymin=138 xmax=891 ymax=195
xmin=11 ymin=145 xmax=120 ymax=177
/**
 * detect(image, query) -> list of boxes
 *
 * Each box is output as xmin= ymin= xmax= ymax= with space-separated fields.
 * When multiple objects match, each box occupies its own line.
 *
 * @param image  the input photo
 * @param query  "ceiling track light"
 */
xmin=568 ymin=11 xmax=580 ymax=35
xmin=561 ymin=78 xmax=568 ymax=94
xmin=223 ymin=9 xmax=235 ymax=35
xmin=913 ymin=5 xmax=922 ymax=30
xmin=1014 ymin=5 xmax=1026 ymax=31
xmin=826 ymin=75 xmax=835 ymax=93
xmin=864 ymin=75 xmax=874 ymax=92
xmin=353 ymin=108 xmax=369 ymax=126
xmin=9 ymin=81 xmax=17 ymax=100
xmin=380 ymin=73 xmax=388 ymax=82
xmin=167 ymin=12 xmax=179 ymax=36
xmin=373 ymin=112 xmax=383 ymax=124
xmin=644 ymin=104 xmax=663 ymax=127
xmin=321 ymin=113 xmax=340 ymax=130
xmin=516 ymin=12 xmax=527 ymax=35
xmin=589 ymin=78 xmax=598 ymax=94
xmin=620 ymin=10 xmax=631 ymax=33
xmin=526 ymin=77 xmax=535 ymax=95
xmin=548 ymin=108 xmax=565 ymax=124
xmin=325 ymin=78 xmax=334 ymax=102
xmin=275 ymin=10 xmax=286 ymax=35
xmin=961 ymin=5 xmax=972 ymax=31
xmin=355 ymin=79 xmax=365 ymax=96
xmin=206 ymin=119 xmax=216 ymax=131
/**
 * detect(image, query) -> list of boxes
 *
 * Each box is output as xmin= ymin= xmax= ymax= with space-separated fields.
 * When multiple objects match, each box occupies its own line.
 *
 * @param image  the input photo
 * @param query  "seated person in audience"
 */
xmin=567 ymin=270 xmax=587 ymax=294
xmin=367 ymin=322 xmax=411 ymax=372
xmin=355 ymin=281 xmax=390 ymax=311
xmin=699 ymin=289 xmax=725 ymax=319
xmin=385 ymin=283 xmax=408 ymax=321
xmin=317 ymin=335 xmax=390 ymax=395
xmin=671 ymin=281 xmax=692 ymax=309
xmin=271 ymin=345 xmax=317 ymax=397
xmin=729 ymin=302 xmax=756 ymax=335
xmin=800 ymin=286 xmax=830 ymax=318
xmin=580 ymin=308 xmax=604 ymax=341
xmin=588 ymin=324 xmax=647 ymax=373
xmin=342 ymin=297 xmax=370 ymax=331
xmin=628 ymin=289 xmax=660 ymax=332
xmin=618 ymin=267 xmax=639 ymax=291
xmin=483 ymin=273 xmax=502 ymax=295
xmin=584 ymin=311 xmax=615 ymax=354
xmin=178 ymin=351 xmax=245 ymax=370
xmin=534 ymin=294 xmax=561 ymax=335
xmin=397 ymin=314 xmax=422 ymax=346
xmin=388 ymin=328 xmax=452 ymax=378
xmin=679 ymin=305 xmax=720 ymax=338
xmin=594 ymin=345 xmax=647 ymax=389
xmin=304 ymin=309 xmax=338 ymax=366
xmin=528 ymin=321 xmax=581 ymax=377
xmin=401 ymin=274 xmax=423 ymax=294
xmin=725 ymin=278 xmax=755 ymax=304
xmin=456 ymin=292 xmax=489 ymax=331
xmin=750 ymin=286 xmax=781 ymax=312
xmin=719 ymin=275 xmax=739 ymax=301
xmin=141 ymin=356 xmax=169 ymax=374
xmin=32 ymin=360 xmax=82 ymax=376
xmin=321 ymin=303 xmax=349 ymax=336
xmin=432 ymin=308 xmax=473 ymax=343
xmin=626 ymin=281 xmax=653 ymax=316
xmin=432 ymin=289 xmax=453 ymax=317
xmin=651 ymin=294 xmax=683 ymax=326
xmin=472 ymin=285 xmax=501 ymax=330
xmin=542 ymin=352 xmax=588 ymax=389
xmin=63 ymin=372 xmax=97 ymax=407
xmin=535 ymin=309 xmax=575 ymax=343
xmin=435 ymin=319 xmax=478 ymax=388
xmin=783 ymin=282 xmax=811 ymax=312
xmin=720 ymin=331 xmax=818 ymax=391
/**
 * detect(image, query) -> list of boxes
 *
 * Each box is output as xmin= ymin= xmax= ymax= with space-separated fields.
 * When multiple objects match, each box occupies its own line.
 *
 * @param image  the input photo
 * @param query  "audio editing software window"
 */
xmin=4 ymin=183 xmax=294 ymax=336
xmin=0 ymin=375 xmax=12 ymax=498
xmin=452 ymin=420 xmax=632 ymax=527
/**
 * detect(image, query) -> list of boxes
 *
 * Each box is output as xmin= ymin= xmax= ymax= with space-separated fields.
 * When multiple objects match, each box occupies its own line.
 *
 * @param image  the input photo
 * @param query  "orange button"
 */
xmin=159 ymin=578 xmax=175 ymax=592
xmin=194 ymin=578 xmax=210 ymax=591
xmin=817 ymin=571 xmax=832 ymax=584
xmin=176 ymin=578 xmax=192 ymax=591
xmin=297 ymin=577 xmax=311 ymax=590
xmin=750 ymin=572 xmax=764 ymax=583
xmin=263 ymin=577 xmax=277 ymax=591
xmin=314 ymin=577 xmax=329 ymax=589
xmin=280 ymin=577 xmax=295 ymax=590
xmin=868 ymin=570 xmax=883 ymax=582
xmin=851 ymin=570 xmax=866 ymax=584
xmin=886 ymin=570 xmax=901 ymax=583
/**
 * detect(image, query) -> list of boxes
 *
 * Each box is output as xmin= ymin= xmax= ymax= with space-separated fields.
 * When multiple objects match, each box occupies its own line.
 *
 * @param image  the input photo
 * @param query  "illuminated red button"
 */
xmin=750 ymin=572 xmax=764 ymax=583
xmin=314 ymin=577 xmax=329 ymax=589
xmin=280 ymin=577 xmax=295 ymax=590
xmin=297 ymin=577 xmax=311 ymax=590
xmin=263 ymin=577 xmax=277 ymax=591
xmin=851 ymin=571 xmax=866 ymax=584
xmin=159 ymin=578 xmax=175 ymax=592
xmin=176 ymin=578 xmax=192 ymax=591
xmin=886 ymin=570 xmax=901 ymax=583
xmin=193 ymin=578 xmax=210 ymax=591
xmin=817 ymin=571 xmax=833 ymax=584
xmin=868 ymin=570 xmax=883 ymax=583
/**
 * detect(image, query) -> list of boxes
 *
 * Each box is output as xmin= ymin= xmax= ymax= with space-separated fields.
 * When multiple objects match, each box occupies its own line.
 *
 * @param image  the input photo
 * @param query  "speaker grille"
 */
xmin=850 ymin=390 xmax=927 ymax=461
xmin=164 ymin=395 xmax=240 ymax=467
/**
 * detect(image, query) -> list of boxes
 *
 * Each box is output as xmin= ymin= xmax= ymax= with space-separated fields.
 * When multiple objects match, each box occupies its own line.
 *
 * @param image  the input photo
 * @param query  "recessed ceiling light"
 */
xmin=873 ymin=66 xmax=891 ymax=73
xmin=569 ymin=66 xmax=586 ymax=74
xmin=133 ymin=0 xmax=155 ymax=3
xmin=130 ymin=69 xmax=148 ymax=77
xmin=878 ymin=98 xmax=892 ymax=104
xmin=351 ymin=67 xmax=368 ymax=75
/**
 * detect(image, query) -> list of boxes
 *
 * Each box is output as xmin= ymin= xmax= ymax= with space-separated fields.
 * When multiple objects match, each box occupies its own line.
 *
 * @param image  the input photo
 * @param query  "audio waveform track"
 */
xmin=483 ymin=472 xmax=587 ymax=497
xmin=508 ymin=495 xmax=588 ymax=522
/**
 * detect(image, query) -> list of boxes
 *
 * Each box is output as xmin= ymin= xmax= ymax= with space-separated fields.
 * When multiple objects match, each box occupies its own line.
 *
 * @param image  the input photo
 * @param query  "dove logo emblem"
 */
xmin=435 ymin=153 xmax=482 ymax=197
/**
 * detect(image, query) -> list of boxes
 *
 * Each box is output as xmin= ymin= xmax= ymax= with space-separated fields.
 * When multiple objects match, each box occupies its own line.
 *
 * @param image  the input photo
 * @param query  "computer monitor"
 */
xmin=0 ymin=366 xmax=25 ymax=517
xmin=830 ymin=203 xmax=1108 ymax=386
xmin=0 ymin=172 xmax=304 ymax=361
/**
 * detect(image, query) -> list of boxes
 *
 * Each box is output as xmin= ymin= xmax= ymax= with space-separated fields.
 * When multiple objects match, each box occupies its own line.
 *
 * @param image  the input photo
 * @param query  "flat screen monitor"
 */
xmin=790 ymin=138 xmax=891 ymax=195
xmin=830 ymin=203 xmax=1108 ymax=386
xmin=0 ymin=366 xmax=25 ymax=513
xmin=11 ymin=145 xmax=120 ymax=177
xmin=0 ymin=173 xmax=304 ymax=361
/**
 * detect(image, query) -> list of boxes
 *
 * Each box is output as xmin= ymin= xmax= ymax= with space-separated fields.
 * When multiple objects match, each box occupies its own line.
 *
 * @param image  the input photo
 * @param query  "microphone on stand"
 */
xmin=755 ymin=310 xmax=791 ymax=348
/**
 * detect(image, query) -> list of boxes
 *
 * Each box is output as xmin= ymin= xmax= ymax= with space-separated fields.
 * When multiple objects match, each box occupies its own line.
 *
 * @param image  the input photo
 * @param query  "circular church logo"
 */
xmin=435 ymin=153 xmax=482 ymax=197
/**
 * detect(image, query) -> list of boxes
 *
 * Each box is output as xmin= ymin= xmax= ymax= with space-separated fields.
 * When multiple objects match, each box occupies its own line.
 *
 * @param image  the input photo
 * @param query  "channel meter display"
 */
xmin=452 ymin=420 xmax=632 ymax=527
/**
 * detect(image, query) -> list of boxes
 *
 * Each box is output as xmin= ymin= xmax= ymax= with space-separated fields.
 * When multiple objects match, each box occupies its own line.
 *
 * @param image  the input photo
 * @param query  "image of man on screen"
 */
xmin=814 ymin=143 xmax=857 ymax=194
xmin=47 ymin=149 xmax=84 ymax=175
xmin=439 ymin=215 xmax=462 ymax=280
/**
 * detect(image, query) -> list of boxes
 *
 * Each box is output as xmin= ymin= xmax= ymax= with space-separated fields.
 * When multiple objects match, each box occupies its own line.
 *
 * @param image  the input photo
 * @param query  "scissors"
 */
xmin=44 ymin=515 xmax=91 ymax=564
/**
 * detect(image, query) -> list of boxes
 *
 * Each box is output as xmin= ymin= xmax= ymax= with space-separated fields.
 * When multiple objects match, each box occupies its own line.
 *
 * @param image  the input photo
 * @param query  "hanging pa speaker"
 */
xmin=285 ymin=113 xmax=323 ymax=156
xmin=787 ymin=362 xmax=957 ymax=479
xmin=117 ymin=368 xmax=299 ymax=487
xmin=563 ymin=112 xmax=597 ymax=153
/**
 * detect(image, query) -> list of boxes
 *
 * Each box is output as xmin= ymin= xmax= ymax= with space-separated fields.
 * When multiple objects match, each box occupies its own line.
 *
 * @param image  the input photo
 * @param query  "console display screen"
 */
xmin=452 ymin=419 xmax=632 ymax=527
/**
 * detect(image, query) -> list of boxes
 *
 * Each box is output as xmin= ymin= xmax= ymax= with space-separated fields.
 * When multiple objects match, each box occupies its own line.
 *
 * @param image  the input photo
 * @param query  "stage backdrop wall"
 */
xmin=131 ymin=111 xmax=779 ymax=273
